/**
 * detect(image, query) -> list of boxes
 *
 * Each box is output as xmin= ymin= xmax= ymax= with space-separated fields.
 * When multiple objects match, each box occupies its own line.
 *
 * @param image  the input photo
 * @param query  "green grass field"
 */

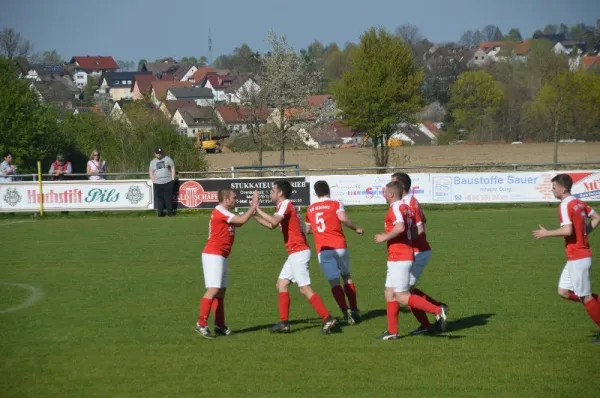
xmin=1 ymin=206 xmax=599 ymax=397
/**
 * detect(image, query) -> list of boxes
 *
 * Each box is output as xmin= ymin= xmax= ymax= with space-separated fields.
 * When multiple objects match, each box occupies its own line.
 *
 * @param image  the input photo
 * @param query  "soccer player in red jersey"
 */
xmin=391 ymin=172 xmax=448 ymax=335
xmin=305 ymin=180 xmax=364 ymax=324
xmin=533 ymin=174 xmax=600 ymax=343
xmin=195 ymin=189 xmax=259 ymax=339
xmin=374 ymin=181 xmax=447 ymax=340
xmin=254 ymin=180 xmax=337 ymax=334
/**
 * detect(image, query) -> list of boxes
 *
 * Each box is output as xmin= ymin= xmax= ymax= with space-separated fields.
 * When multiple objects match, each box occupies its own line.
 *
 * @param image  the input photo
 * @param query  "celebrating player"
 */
xmin=254 ymin=180 xmax=337 ymax=334
xmin=533 ymin=174 xmax=600 ymax=342
xmin=305 ymin=180 xmax=364 ymax=325
xmin=391 ymin=172 xmax=448 ymax=335
xmin=374 ymin=181 xmax=447 ymax=340
xmin=195 ymin=189 xmax=259 ymax=339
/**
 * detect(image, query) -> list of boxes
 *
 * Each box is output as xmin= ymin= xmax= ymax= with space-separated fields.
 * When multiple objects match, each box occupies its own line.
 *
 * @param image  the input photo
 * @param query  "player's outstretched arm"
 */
xmin=337 ymin=211 xmax=363 ymax=235
xmin=374 ymin=222 xmax=405 ymax=243
xmin=254 ymin=214 xmax=274 ymax=229
xmin=532 ymin=224 xmax=572 ymax=239
xmin=231 ymin=191 xmax=259 ymax=227
xmin=256 ymin=208 xmax=283 ymax=229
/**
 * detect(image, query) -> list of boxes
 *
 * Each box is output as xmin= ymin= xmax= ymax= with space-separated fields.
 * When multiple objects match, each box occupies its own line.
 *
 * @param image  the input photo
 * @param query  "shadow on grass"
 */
xmin=417 ymin=313 xmax=495 ymax=340
xmin=234 ymin=317 xmax=322 ymax=334
xmin=359 ymin=309 xmax=387 ymax=322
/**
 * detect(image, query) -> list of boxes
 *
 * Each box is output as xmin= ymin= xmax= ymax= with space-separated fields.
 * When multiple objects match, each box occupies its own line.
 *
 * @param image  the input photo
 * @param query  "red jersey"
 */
xmin=558 ymin=196 xmax=594 ymax=261
xmin=385 ymin=200 xmax=415 ymax=262
xmin=402 ymin=193 xmax=431 ymax=253
xmin=202 ymin=205 xmax=236 ymax=258
xmin=275 ymin=199 xmax=310 ymax=255
xmin=305 ymin=198 xmax=347 ymax=253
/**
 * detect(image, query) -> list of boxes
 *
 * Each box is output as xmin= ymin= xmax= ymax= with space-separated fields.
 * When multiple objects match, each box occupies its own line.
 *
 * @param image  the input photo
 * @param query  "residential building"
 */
xmin=188 ymin=67 xmax=217 ymax=84
xmin=73 ymin=106 xmax=106 ymax=116
xmin=67 ymin=56 xmax=119 ymax=88
xmin=30 ymin=76 xmax=82 ymax=109
xmin=171 ymin=106 xmax=216 ymax=137
xmin=98 ymin=71 xmax=151 ymax=101
xmin=214 ymin=104 xmax=270 ymax=135
xmin=131 ymin=73 xmax=157 ymax=100
xmin=149 ymin=81 xmax=194 ymax=105
xmin=159 ymin=100 xmax=198 ymax=119
xmin=20 ymin=64 xmax=65 ymax=81
xmin=139 ymin=61 xmax=196 ymax=81
xmin=226 ymin=75 xmax=261 ymax=104
xmin=166 ymin=87 xmax=214 ymax=106
xmin=201 ymin=74 xmax=234 ymax=102
xmin=391 ymin=124 xmax=436 ymax=145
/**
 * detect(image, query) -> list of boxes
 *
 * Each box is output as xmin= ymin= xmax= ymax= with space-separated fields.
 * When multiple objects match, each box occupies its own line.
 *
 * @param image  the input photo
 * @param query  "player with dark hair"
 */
xmin=374 ymin=181 xmax=447 ymax=340
xmin=195 ymin=189 xmax=259 ymax=339
xmin=254 ymin=180 xmax=337 ymax=334
xmin=305 ymin=180 xmax=364 ymax=324
xmin=391 ymin=172 xmax=448 ymax=335
xmin=533 ymin=174 xmax=600 ymax=342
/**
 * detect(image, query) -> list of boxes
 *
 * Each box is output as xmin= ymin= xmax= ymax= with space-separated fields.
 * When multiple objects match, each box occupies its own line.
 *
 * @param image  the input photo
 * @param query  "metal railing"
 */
xmin=4 ymin=160 xmax=600 ymax=181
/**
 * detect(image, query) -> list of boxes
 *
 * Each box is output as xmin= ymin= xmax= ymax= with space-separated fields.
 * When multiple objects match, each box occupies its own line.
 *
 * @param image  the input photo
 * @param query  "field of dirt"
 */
xmin=205 ymin=143 xmax=600 ymax=174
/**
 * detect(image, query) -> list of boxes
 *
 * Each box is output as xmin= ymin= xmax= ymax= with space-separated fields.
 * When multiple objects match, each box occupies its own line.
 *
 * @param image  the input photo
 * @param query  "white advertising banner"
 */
xmin=0 ymin=180 xmax=153 ymax=212
xmin=429 ymin=172 xmax=556 ymax=203
xmin=565 ymin=171 xmax=600 ymax=201
xmin=306 ymin=173 xmax=432 ymax=205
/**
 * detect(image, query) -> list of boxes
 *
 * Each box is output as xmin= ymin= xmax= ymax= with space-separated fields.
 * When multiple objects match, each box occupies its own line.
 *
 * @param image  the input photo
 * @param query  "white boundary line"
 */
xmin=0 ymin=220 xmax=35 ymax=226
xmin=0 ymin=282 xmax=43 ymax=314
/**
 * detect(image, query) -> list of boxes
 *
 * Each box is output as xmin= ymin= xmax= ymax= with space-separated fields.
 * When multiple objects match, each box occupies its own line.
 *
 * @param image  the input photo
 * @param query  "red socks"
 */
xmin=584 ymin=298 xmax=600 ymax=328
xmin=331 ymin=286 xmax=348 ymax=311
xmin=198 ymin=297 xmax=214 ymax=327
xmin=411 ymin=287 xmax=441 ymax=306
xmin=386 ymin=301 xmax=399 ymax=334
xmin=408 ymin=294 xmax=441 ymax=315
xmin=211 ymin=297 xmax=225 ymax=327
xmin=566 ymin=291 xmax=581 ymax=302
xmin=309 ymin=293 xmax=330 ymax=320
xmin=278 ymin=292 xmax=290 ymax=322
xmin=410 ymin=307 xmax=432 ymax=328
xmin=343 ymin=283 xmax=358 ymax=310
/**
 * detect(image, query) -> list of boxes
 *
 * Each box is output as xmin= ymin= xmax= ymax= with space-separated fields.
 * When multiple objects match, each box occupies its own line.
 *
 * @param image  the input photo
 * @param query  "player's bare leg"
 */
xmin=342 ymin=274 xmax=361 ymax=322
xmin=298 ymin=284 xmax=337 ymax=334
xmin=271 ymin=279 xmax=292 ymax=333
xmin=196 ymin=287 xmax=220 ymax=339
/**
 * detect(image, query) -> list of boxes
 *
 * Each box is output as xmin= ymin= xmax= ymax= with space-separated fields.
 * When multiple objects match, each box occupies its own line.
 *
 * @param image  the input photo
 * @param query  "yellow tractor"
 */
xmin=195 ymin=130 xmax=218 ymax=153
xmin=387 ymin=137 xmax=404 ymax=147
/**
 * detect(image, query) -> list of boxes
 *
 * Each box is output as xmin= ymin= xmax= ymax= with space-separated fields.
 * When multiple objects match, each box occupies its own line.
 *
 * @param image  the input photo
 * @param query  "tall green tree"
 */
xmin=526 ymin=71 xmax=600 ymax=164
xmin=448 ymin=70 xmax=504 ymax=141
xmin=0 ymin=28 xmax=32 ymax=61
xmin=332 ymin=27 xmax=423 ymax=169
xmin=42 ymin=50 xmax=63 ymax=64
xmin=504 ymin=28 xmax=522 ymax=41
xmin=82 ymin=76 xmax=99 ymax=106
xmin=0 ymin=57 xmax=69 ymax=172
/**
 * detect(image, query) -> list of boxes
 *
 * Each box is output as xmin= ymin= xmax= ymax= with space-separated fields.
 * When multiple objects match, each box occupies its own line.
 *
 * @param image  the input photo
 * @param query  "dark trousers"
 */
xmin=154 ymin=181 xmax=174 ymax=216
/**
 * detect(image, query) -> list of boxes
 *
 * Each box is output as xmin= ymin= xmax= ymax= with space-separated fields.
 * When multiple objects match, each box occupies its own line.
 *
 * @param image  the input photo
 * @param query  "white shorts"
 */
xmin=318 ymin=249 xmax=350 ymax=280
xmin=558 ymin=257 xmax=592 ymax=297
xmin=409 ymin=250 xmax=432 ymax=286
xmin=202 ymin=253 xmax=228 ymax=288
xmin=278 ymin=249 xmax=312 ymax=287
xmin=385 ymin=261 xmax=413 ymax=293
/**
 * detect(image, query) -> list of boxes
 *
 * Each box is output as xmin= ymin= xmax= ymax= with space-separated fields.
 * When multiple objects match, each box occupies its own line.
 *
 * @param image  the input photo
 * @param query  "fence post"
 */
xmin=230 ymin=166 xmax=235 ymax=179
xmin=37 ymin=161 xmax=44 ymax=217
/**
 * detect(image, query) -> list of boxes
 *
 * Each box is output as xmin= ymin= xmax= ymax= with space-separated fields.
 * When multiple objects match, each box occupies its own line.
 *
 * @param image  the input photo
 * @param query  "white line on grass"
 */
xmin=0 ymin=282 xmax=43 ymax=314
xmin=0 ymin=220 xmax=35 ymax=226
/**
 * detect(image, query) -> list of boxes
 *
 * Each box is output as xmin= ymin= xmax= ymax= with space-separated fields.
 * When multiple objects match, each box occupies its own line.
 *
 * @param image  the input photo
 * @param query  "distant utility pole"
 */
xmin=208 ymin=28 xmax=213 ymax=65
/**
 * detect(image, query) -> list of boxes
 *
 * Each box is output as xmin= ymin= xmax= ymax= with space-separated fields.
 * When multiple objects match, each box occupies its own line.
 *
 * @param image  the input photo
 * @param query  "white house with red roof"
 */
xmin=68 ymin=56 xmax=119 ymax=88
xmin=201 ymin=74 xmax=234 ymax=102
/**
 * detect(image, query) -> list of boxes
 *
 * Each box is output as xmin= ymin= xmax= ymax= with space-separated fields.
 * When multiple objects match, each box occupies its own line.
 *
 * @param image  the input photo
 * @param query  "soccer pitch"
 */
xmin=1 ymin=206 xmax=599 ymax=397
